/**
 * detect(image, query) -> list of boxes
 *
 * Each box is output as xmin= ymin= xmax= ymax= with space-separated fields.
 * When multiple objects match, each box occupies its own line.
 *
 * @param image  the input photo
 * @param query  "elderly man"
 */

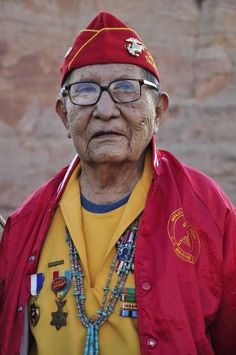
xmin=0 ymin=12 xmax=236 ymax=355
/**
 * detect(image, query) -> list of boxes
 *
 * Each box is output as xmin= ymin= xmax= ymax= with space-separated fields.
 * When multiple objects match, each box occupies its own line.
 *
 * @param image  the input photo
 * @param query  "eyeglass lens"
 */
xmin=69 ymin=79 xmax=141 ymax=105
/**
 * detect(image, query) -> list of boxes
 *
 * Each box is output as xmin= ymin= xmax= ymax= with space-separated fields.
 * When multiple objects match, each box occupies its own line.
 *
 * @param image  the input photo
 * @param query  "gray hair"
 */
xmin=141 ymin=68 xmax=161 ymax=99
xmin=58 ymin=71 xmax=73 ymax=105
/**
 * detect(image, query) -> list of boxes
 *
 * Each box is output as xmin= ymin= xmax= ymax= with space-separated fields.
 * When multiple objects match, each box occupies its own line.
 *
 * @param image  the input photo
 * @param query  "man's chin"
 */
xmin=86 ymin=150 xmax=129 ymax=165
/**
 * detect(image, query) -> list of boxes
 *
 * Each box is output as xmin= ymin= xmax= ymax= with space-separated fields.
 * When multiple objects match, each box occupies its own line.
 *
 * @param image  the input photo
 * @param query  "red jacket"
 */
xmin=1 ymin=149 xmax=236 ymax=355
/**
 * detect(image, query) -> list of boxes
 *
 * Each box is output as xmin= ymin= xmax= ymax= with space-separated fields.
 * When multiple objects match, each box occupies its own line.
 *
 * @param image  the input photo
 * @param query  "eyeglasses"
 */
xmin=62 ymin=79 xmax=160 ymax=106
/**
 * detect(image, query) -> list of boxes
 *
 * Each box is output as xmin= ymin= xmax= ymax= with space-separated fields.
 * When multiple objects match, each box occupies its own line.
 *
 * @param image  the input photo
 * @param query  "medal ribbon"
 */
xmin=120 ymin=287 xmax=138 ymax=318
xmin=30 ymin=273 xmax=44 ymax=297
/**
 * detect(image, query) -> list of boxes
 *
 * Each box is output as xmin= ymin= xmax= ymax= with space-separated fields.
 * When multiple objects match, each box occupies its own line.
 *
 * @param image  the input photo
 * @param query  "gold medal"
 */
xmin=30 ymin=299 xmax=40 ymax=327
xmin=30 ymin=273 xmax=44 ymax=326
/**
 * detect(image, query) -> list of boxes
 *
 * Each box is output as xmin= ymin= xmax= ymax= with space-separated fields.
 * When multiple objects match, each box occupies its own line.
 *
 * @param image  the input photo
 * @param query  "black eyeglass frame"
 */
xmin=61 ymin=78 xmax=160 ymax=106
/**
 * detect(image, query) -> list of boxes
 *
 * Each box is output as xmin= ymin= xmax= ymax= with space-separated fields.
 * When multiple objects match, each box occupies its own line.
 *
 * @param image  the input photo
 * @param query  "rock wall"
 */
xmin=0 ymin=0 xmax=236 ymax=219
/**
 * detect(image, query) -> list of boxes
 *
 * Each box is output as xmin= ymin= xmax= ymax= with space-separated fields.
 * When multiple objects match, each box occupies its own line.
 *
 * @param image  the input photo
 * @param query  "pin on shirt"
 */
xmin=50 ymin=270 xmax=71 ymax=330
xmin=30 ymin=273 xmax=44 ymax=326
xmin=48 ymin=259 xmax=64 ymax=268
xmin=120 ymin=287 xmax=138 ymax=318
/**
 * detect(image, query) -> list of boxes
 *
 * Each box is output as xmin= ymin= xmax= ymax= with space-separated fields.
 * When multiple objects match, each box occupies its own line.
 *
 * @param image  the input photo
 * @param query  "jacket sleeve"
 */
xmin=209 ymin=204 xmax=236 ymax=354
xmin=0 ymin=217 xmax=10 ymax=310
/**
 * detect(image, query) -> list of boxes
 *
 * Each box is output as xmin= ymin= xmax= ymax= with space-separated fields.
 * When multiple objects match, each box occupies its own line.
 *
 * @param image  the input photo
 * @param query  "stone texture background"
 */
xmin=0 ymin=0 xmax=236 ymax=220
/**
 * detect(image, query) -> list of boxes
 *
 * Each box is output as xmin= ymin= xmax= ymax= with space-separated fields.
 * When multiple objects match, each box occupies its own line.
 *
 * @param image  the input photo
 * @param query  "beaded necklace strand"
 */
xmin=65 ymin=218 xmax=139 ymax=355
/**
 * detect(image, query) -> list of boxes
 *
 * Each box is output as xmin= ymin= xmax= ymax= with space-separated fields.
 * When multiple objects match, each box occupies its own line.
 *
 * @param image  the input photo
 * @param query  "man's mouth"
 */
xmin=92 ymin=131 xmax=123 ymax=139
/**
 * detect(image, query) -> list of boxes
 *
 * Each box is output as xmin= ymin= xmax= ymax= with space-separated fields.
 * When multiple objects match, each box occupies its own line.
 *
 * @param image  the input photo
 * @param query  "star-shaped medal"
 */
xmin=50 ymin=299 xmax=68 ymax=330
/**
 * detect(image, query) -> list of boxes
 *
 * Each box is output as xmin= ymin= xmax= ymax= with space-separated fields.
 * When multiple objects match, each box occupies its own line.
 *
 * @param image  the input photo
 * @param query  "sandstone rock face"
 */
xmin=0 ymin=0 xmax=236 ymax=219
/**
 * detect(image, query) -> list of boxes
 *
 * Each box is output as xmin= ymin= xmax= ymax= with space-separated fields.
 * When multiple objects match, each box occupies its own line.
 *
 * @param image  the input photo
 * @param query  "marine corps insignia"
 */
xmin=168 ymin=208 xmax=200 ymax=264
xmin=125 ymin=38 xmax=145 ymax=57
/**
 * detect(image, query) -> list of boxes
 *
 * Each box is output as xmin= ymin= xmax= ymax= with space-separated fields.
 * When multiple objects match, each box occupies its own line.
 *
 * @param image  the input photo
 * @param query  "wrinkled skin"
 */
xmin=56 ymin=63 xmax=169 ymax=203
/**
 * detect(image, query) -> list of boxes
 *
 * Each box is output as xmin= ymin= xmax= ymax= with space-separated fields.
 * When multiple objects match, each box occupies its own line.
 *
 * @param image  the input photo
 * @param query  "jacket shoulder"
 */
xmin=158 ymin=150 xmax=232 ymax=202
xmin=8 ymin=165 xmax=69 ymax=225
xmin=157 ymin=150 xmax=235 ymax=229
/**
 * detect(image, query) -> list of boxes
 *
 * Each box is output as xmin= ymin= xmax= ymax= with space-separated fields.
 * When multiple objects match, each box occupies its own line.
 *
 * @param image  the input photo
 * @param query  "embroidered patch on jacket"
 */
xmin=167 ymin=208 xmax=200 ymax=264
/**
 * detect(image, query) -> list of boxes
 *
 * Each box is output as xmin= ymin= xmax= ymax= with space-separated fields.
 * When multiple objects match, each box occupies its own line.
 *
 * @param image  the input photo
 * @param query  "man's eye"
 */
xmin=73 ymin=83 xmax=98 ymax=95
xmin=112 ymin=80 xmax=136 ymax=92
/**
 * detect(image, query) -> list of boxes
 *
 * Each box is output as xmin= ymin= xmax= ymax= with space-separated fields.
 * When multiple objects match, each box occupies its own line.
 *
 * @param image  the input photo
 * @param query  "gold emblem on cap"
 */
xmin=64 ymin=46 xmax=72 ymax=58
xmin=145 ymin=51 xmax=157 ymax=69
xmin=125 ymin=38 xmax=145 ymax=57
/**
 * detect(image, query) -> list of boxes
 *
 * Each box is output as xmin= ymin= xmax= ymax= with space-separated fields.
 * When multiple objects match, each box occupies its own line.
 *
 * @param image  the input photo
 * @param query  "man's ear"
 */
xmin=55 ymin=99 xmax=71 ymax=138
xmin=156 ymin=92 xmax=169 ymax=118
xmin=154 ymin=92 xmax=169 ymax=130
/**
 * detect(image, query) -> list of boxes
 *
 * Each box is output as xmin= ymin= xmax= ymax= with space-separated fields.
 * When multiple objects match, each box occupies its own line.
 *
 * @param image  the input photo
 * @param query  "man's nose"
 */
xmin=92 ymin=90 xmax=120 ymax=120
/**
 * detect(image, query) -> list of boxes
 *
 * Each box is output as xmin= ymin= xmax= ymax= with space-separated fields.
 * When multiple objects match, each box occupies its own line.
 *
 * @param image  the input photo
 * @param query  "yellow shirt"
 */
xmin=30 ymin=152 xmax=153 ymax=355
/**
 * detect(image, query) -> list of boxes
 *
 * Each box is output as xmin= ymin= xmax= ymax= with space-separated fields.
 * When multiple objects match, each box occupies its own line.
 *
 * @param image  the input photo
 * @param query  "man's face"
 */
xmin=57 ymin=63 xmax=167 ymax=165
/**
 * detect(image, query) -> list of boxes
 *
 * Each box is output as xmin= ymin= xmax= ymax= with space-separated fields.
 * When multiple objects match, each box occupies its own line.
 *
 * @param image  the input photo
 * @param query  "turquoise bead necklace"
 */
xmin=65 ymin=218 xmax=139 ymax=355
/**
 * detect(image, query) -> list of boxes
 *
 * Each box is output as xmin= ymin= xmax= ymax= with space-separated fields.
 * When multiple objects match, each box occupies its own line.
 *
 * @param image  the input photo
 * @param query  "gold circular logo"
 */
xmin=168 ymin=208 xmax=200 ymax=263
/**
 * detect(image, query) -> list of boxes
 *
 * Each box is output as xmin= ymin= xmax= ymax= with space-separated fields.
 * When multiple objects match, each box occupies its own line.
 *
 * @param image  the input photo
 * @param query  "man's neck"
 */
xmin=79 ymin=155 xmax=145 ymax=205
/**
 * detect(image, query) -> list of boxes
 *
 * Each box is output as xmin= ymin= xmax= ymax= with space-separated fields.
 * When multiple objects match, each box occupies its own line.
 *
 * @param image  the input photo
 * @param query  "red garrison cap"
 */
xmin=60 ymin=12 xmax=160 ymax=85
